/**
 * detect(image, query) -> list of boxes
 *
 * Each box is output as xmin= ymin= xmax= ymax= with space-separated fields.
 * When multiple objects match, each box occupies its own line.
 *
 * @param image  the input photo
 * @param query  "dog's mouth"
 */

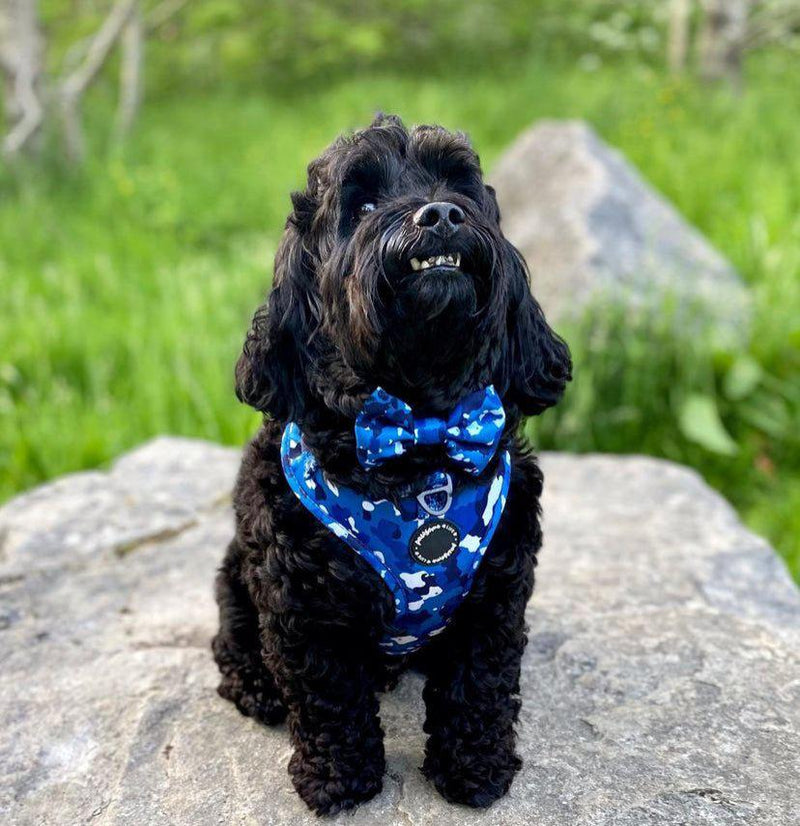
xmin=409 ymin=252 xmax=462 ymax=272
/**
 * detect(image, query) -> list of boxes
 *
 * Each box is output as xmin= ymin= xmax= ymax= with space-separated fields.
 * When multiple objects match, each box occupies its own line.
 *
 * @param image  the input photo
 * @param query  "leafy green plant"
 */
xmin=678 ymin=394 xmax=739 ymax=456
xmin=528 ymin=293 xmax=800 ymax=577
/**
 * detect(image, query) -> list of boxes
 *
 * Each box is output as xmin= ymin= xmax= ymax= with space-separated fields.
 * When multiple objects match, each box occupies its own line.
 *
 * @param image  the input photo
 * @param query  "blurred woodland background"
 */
xmin=1 ymin=1 xmax=799 ymax=576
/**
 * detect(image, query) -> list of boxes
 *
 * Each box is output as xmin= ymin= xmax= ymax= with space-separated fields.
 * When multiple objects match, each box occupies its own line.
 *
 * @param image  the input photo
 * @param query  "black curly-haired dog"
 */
xmin=212 ymin=114 xmax=571 ymax=815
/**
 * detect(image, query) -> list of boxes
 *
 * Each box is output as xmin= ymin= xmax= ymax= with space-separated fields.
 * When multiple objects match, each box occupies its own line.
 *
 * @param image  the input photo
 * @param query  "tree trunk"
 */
xmin=115 ymin=1 xmax=143 ymax=138
xmin=0 ymin=0 xmax=44 ymax=157
xmin=668 ymin=0 xmax=693 ymax=74
xmin=698 ymin=0 xmax=751 ymax=88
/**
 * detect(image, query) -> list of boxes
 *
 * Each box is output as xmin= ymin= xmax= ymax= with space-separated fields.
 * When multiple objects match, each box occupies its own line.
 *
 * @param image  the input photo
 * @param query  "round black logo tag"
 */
xmin=409 ymin=520 xmax=460 ymax=566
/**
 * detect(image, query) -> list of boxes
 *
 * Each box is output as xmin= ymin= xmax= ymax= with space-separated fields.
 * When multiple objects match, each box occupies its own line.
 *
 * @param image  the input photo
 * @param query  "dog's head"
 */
xmin=236 ymin=115 xmax=570 ymax=428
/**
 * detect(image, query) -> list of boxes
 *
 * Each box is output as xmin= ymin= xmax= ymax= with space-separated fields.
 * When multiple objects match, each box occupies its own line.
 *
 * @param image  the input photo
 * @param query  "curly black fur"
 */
xmin=213 ymin=114 xmax=571 ymax=815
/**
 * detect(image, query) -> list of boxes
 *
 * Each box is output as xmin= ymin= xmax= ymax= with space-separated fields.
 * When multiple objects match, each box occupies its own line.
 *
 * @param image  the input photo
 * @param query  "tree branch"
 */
xmin=1 ymin=0 xmax=44 ymax=158
xmin=59 ymin=0 xmax=137 ymax=162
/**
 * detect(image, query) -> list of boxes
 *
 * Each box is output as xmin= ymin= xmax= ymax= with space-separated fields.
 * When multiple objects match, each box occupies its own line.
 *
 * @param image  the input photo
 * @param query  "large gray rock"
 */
xmin=490 ymin=120 xmax=750 ymax=340
xmin=1 ymin=437 xmax=798 ymax=825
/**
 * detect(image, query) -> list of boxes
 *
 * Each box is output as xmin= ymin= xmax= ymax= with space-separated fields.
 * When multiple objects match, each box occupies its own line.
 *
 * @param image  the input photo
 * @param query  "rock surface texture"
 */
xmin=1 ymin=437 xmax=798 ymax=825
xmin=490 ymin=120 xmax=750 ymax=340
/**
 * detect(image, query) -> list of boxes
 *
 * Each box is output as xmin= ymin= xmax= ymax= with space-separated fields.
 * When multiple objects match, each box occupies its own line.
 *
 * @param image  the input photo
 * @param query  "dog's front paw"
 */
xmin=214 ymin=651 xmax=287 ymax=727
xmin=288 ymin=747 xmax=383 ymax=815
xmin=422 ymin=744 xmax=521 ymax=808
xmin=217 ymin=669 xmax=287 ymax=726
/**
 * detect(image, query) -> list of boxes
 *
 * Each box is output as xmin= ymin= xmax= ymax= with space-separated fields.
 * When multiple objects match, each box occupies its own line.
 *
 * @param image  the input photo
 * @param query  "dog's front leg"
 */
xmin=421 ymin=584 xmax=529 ymax=807
xmin=263 ymin=618 xmax=385 ymax=815
xmin=420 ymin=493 xmax=538 ymax=809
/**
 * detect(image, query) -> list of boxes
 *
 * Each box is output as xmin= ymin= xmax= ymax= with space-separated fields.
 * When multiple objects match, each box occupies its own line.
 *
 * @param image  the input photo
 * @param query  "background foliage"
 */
xmin=2 ymin=1 xmax=799 ymax=577
xmin=40 ymin=1 xmax=673 ymax=90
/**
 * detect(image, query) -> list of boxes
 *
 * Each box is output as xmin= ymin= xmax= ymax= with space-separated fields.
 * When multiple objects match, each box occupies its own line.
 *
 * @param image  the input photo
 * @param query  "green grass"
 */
xmin=1 ymin=53 xmax=798 ymax=576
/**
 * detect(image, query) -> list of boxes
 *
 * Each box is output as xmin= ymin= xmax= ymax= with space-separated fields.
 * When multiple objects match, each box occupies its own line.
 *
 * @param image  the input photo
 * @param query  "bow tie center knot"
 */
xmin=412 ymin=417 xmax=448 ymax=446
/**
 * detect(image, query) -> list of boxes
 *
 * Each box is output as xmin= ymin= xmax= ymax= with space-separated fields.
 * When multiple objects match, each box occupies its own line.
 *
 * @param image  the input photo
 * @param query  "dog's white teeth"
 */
xmin=411 ymin=253 xmax=461 ymax=270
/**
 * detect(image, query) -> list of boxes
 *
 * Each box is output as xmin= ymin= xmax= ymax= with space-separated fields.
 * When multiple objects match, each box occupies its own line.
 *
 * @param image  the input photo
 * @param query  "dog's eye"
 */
xmin=357 ymin=202 xmax=376 ymax=217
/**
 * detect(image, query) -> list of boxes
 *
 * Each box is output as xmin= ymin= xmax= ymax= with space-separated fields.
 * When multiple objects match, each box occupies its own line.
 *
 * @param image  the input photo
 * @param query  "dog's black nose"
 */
xmin=412 ymin=201 xmax=465 ymax=235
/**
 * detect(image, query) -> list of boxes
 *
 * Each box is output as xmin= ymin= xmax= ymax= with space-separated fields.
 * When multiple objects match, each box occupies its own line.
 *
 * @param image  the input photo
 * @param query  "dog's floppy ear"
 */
xmin=235 ymin=198 xmax=320 ymax=422
xmin=497 ymin=244 xmax=572 ymax=417
xmin=483 ymin=184 xmax=502 ymax=224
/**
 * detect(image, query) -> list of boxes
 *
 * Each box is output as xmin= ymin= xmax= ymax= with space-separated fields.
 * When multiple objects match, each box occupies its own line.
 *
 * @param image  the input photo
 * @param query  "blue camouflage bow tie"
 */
xmin=355 ymin=385 xmax=506 ymax=475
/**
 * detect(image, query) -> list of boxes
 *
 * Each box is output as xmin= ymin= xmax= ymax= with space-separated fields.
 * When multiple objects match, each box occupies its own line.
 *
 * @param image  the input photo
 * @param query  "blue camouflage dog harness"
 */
xmin=280 ymin=386 xmax=511 ymax=654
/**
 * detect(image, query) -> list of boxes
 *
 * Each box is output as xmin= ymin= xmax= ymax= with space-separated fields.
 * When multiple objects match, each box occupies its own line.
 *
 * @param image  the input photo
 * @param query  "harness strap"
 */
xmin=280 ymin=423 xmax=511 ymax=654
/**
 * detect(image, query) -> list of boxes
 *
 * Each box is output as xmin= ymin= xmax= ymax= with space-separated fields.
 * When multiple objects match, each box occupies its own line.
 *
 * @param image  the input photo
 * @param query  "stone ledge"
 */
xmin=1 ymin=438 xmax=798 ymax=825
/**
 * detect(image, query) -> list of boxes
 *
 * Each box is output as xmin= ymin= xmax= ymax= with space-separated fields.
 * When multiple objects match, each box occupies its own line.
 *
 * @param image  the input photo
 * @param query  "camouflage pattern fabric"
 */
xmin=355 ymin=385 xmax=506 ymax=476
xmin=281 ymin=422 xmax=511 ymax=655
